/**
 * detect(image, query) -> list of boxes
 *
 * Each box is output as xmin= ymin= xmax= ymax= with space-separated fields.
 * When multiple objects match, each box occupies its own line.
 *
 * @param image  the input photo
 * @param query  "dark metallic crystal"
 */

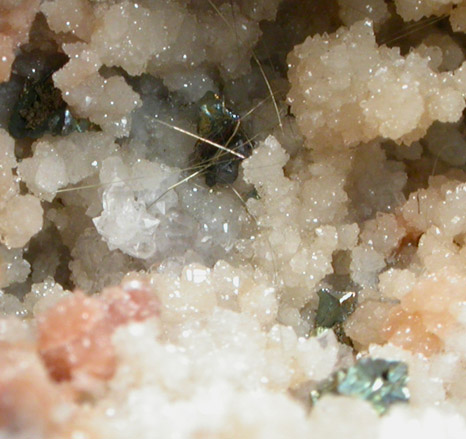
xmin=194 ymin=91 xmax=253 ymax=187
xmin=315 ymin=288 xmax=357 ymax=328
xmin=8 ymin=71 xmax=93 ymax=139
xmin=311 ymin=288 xmax=357 ymax=345
xmin=311 ymin=358 xmax=410 ymax=415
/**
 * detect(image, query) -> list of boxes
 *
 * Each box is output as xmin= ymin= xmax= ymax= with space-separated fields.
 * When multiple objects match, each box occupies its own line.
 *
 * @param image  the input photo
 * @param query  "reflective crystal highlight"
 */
xmin=311 ymin=358 xmax=410 ymax=415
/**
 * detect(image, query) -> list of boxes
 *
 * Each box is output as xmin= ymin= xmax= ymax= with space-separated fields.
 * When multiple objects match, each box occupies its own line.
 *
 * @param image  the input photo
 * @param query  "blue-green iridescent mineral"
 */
xmin=8 ymin=71 xmax=93 ymax=139
xmin=194 ymin=91 xmax=253 ymax=187
xmin=197 ymin=91 xmax=240 ymax=140
xmin=311 ymin=358 xmax=410 ymax=415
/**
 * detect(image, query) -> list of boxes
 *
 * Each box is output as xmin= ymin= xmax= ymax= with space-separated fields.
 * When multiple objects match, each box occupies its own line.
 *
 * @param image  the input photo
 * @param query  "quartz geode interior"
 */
xmin=0 ymin=0 xmax=466 ymax=437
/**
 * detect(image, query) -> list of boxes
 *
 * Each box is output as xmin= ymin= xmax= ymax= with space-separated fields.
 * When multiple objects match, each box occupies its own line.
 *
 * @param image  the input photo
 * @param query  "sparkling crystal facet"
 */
xmin=311 ymin=358 xmax=410 ymax=415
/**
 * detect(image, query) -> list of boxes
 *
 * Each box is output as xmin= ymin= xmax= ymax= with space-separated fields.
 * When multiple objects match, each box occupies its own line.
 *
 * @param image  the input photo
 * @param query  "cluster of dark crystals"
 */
xmin=310 ymin=358 xmax=410 ymax=415
xmin=8 ymin=70 xmax=93 ymax=139
xmin=193 ymin=91 xmax=253 ymax=187
xmin=312 ymin=288 xmax=357 ymax=346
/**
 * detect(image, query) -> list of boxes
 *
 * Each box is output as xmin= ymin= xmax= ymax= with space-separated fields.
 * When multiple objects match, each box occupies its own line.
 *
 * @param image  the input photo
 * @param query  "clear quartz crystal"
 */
xmin=93 ymin=183 xmax=161 ymax=259
xmin=3 ymin=1 xmax=466 ymax=437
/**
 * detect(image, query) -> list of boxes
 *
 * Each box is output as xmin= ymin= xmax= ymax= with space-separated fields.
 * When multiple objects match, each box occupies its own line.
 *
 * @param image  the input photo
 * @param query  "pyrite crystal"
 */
xmin=311 ymin=358 xmax=410 ymax=415
xmin=315 ymin=288 xmax=357 ymax=327
xmin=9 ymin=71 xmax=93 ymax=139
xmin=312 ymin=288 xmax=357 ymax=345
xmin=194 ymin=91 xmax=253 ymax=187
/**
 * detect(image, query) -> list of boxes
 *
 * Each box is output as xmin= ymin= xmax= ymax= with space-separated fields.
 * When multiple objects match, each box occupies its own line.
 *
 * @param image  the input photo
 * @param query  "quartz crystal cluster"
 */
xmin=287 ymin=19 xmax=466 ymax=148
xmin=1 ymin=0 xmax=466 ymax=438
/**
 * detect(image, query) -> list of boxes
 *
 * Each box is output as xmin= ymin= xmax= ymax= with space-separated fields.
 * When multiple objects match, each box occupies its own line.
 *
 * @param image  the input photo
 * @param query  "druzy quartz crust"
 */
xmin=0 ymin=0 xmax=466 ymax=437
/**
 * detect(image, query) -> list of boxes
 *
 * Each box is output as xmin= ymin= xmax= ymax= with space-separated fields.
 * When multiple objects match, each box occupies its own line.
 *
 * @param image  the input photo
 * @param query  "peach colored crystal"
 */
xmin=382 ymin=270 xmax=466 ymax=356
xmin=0 ymin=0 xmax=40 ymax=82
xmin=38 ymin=284 xmax=160 ymax=382
xmin=382 ymin=308 xmax=443 ymax=357
xmin=0 ymin=342 xmax=72 ymax=438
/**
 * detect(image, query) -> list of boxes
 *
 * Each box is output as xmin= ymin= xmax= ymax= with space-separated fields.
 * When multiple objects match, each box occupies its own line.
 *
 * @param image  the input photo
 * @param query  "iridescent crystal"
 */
xmin=9 ymin=71 xmax=94 ymax=139
xmin=311 ymin=358 xmax=410 ymax=415
xmin=194 ymin=91 xmax=253 ymax=187
xmin=311 ymin=288 xmax=357 ymax=345
xmin=315 ymin=288 xmax=357 ymax=328
xmin=197 ymin=91 xmax=240 ymax=140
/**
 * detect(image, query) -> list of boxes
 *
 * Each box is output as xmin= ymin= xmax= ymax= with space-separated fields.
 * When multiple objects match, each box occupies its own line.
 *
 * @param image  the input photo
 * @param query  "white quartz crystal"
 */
xmin=287 ymin=20 xmax=466 ymax=149
xmin=2 ymin=2 xmax=466 ymax=438
xmin=18 ymin=132 xmax=118 ymax=201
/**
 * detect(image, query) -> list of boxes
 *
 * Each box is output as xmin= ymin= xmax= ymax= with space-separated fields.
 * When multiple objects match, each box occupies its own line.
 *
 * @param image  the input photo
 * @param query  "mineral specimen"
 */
xmin=194 ymin=91 xmax=253 ymax=187
xmin=0 ymin=0 xmax=40 ymax=83
xmin=8 ymin=71 xmax=92 ymax=139
xmin=312 ymin=288 xmax=357 ymax=345
xmin=311 ymin=358 xmax=410 ymax=415
xmin=0 ymin=0 xmax=466 ymax=437
xmin=315 ymin=288 xmax=357 ymax=328
xmin=287 ymin=20 xmax=466 ymax=149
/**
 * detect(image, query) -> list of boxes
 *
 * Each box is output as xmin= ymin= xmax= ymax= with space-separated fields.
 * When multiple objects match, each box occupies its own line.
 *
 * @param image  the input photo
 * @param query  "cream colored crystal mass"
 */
xmin=1 ymin=0 xmax=466 ymax=438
